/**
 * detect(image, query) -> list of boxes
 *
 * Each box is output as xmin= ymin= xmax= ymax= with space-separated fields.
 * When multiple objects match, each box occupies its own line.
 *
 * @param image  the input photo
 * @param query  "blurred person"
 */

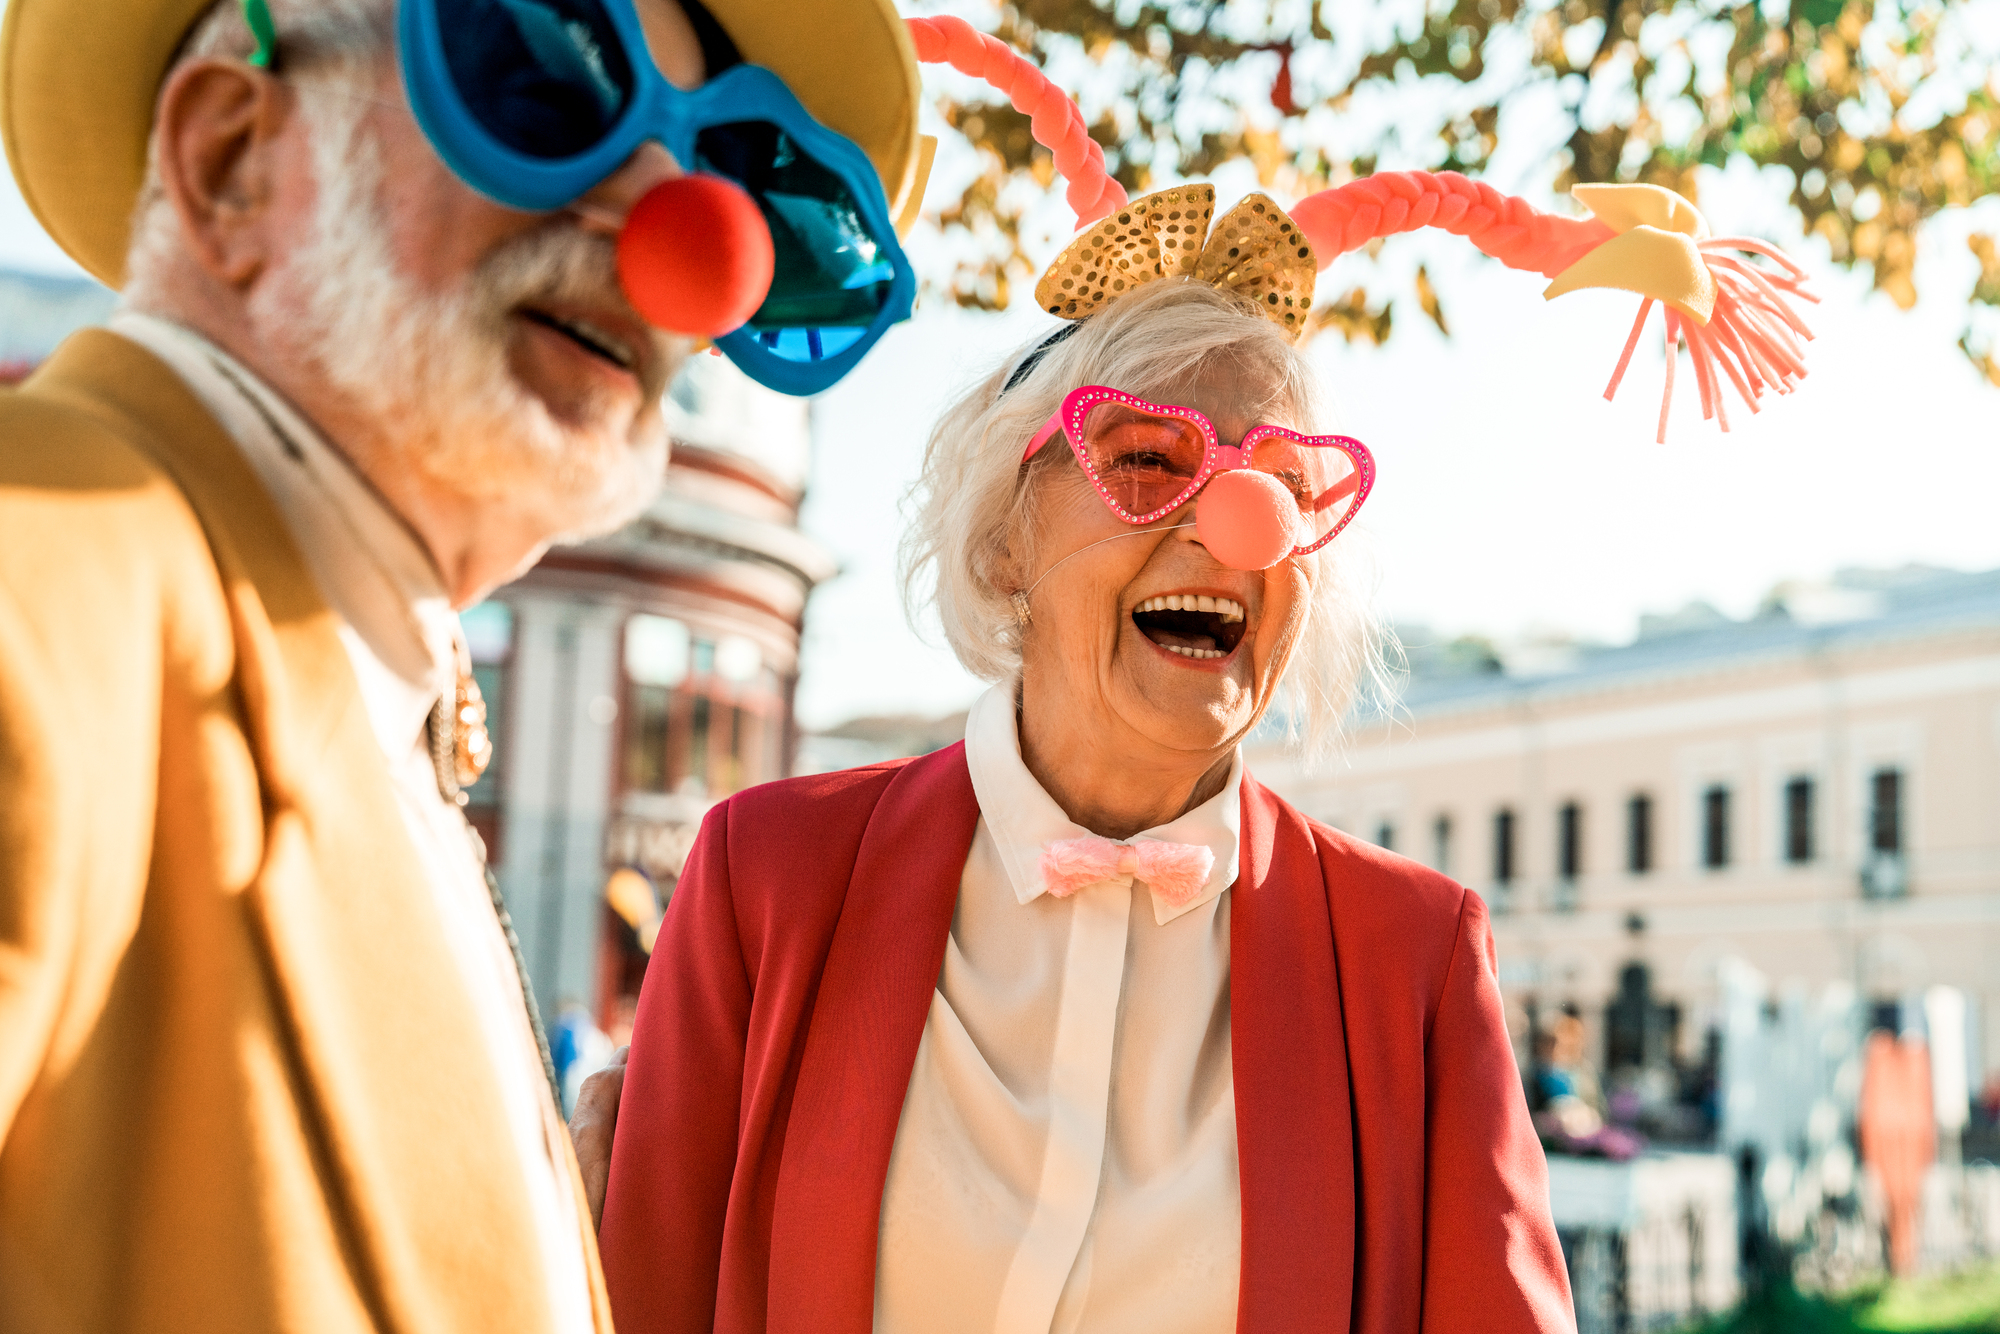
xmin=553 ymin=999 xmax=616 ymax=1117
xmin=1527 ymin=1010 xmax=1642 ymax=1161
xmin=0 ymin=0 xmax=921 ymax=1328
xmin=1530 ymin=1026 xmax=1564 ymax=1112
xmin=1861 ymin=1028 xmax=1936 ymax=1275
xmin=1531 ymin=1015 xmax=1604 ymax=1138
xmin=1550 ymin=1011 xmax=1606 ymax=1121
xmin=592 ymin=194 xmax=1578 ymax=1332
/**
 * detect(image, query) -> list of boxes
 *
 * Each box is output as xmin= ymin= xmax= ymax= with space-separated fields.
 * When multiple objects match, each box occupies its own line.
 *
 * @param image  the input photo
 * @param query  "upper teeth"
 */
xmin=1136 ymin=594 xmax=1244 ymax=622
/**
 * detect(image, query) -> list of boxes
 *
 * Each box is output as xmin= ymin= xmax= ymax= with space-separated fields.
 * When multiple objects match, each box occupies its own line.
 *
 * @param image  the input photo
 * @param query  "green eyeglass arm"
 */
xmin=240 ymin=0 xmax=277 ymax=68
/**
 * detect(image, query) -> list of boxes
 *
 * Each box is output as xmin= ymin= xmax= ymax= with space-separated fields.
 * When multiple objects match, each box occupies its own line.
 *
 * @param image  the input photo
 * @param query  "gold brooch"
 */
xmin=452 ymin=668 xmax=492 ymax=792
xmin=430 ymin=663 xmax=492 ymax=807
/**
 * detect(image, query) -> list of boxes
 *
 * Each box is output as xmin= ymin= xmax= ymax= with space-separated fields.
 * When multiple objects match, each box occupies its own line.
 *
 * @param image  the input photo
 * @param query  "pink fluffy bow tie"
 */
xmin=1038 ymin=835 xmax=1216 ymax=908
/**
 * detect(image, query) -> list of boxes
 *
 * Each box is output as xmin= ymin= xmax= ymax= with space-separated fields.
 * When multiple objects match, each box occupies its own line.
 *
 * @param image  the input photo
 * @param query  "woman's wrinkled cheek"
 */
xmin=1253 ymin=558 xmax=1314 ymax=699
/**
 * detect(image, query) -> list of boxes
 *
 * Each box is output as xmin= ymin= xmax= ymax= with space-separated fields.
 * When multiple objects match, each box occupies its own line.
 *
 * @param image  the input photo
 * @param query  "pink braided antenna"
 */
xmin=1291 ymin=171 xmax=1817 ymax=441
xmin=1291 ymin=170 xmax=1614 ymax=277
xmin=907 ymin=15 xmax=1128 ymax=226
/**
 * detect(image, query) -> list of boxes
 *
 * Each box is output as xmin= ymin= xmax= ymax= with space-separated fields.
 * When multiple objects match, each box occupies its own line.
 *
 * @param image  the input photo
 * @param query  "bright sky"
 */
xmin=3 ymin=54 xmax=1995 ymax=734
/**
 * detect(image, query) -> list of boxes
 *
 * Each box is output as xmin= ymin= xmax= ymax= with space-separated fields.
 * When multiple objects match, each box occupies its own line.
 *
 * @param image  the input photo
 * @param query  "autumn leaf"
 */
xmin=1416 ymin=265 xmax=1449 ymax=337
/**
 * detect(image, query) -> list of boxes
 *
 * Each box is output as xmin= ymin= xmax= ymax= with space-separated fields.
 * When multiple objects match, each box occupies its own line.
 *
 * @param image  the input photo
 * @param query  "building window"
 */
xmin=1702 ymin=785 xmax=1731 ymax=869
xmin=1551 ymin=801 xmax=1583 ymax=913
xmin=1862 ymin=768 xmax=1908 ymax=899
xmin=1493 ymin=808 xmax=1516 ymax=886
xmin=622 ymin=614 xmax=690 ymax=794
xmin=1558 ymin=802 xmax=1582 ymax=881
xmin=1374 ymin=820 xmax=1395 ymax=852
xmin=1870 ymin=768 xmax=1903 ymax=855
xmin=624 ymin=686 xmax=673 ymax=793
xmin=1784 ymin=776 xmax=1815 ymax=864
xmin=726 ymin=705 xmax=755 ymax=794
xmin=621 ymin=618 xmax=780 ymax=801
xmin=1432 ymin=814 xmax=1452 ymax=876
xmin=1627 ymin=794 xmax=1652 ymax=874
xmin=716 ymin=635 xmax=762 ymax=683
xmin=689 ymin=695 xmax=712 ymax=788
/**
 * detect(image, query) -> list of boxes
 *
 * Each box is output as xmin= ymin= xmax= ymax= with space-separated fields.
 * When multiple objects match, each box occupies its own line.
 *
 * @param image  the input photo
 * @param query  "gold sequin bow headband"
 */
xmin=1033 ymin=184 xmax=1317 ymax=343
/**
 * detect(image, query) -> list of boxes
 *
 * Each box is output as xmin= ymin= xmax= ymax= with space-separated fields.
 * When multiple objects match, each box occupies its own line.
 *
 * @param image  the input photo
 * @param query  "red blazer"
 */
xmin=599 ymin=744 xmax=1574 ymax=1333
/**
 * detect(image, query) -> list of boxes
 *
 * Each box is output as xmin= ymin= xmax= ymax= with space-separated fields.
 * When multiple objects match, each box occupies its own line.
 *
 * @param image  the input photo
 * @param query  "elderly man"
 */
xmin=0 ymin=0 xmax=921 ymax=1328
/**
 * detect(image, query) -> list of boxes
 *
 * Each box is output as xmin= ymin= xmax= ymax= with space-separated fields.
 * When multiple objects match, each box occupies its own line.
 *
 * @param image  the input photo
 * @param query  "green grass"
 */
xmin=1861 ymin=1268 xmax=2000 ymax=1332
xmin=1686 ymin=1268 xmax=2000 ymax=1334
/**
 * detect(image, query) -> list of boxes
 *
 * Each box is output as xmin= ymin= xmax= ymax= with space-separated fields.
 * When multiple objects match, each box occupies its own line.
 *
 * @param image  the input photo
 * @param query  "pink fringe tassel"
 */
xmin=1613 ymin=237 xmax=1817 ymax=442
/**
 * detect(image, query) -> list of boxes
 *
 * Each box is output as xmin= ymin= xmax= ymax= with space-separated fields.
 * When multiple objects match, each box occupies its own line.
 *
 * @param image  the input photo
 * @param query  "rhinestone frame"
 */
xmin=1022 ymin=385 xmax=1377 ymax=556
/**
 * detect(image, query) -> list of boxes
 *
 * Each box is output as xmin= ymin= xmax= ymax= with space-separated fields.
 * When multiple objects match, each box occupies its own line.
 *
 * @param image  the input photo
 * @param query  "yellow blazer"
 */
xmin=0 ymin=330 xmax=614 ymax=1333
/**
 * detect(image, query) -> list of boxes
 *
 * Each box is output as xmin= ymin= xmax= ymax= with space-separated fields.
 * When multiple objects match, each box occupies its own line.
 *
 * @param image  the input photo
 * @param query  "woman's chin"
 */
xmin=1114 ymin=636 xmax=1255 ymax=749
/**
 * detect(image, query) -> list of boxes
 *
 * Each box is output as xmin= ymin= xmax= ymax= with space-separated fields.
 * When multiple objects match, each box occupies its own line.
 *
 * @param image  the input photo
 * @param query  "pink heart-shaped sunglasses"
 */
xmin=1023 ymin=385 xmax=1376 ymax=558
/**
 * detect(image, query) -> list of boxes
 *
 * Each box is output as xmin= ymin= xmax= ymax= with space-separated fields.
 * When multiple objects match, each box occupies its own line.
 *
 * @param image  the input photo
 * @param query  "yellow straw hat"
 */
xmin=0 ymin=0 xmax=922 ymax=287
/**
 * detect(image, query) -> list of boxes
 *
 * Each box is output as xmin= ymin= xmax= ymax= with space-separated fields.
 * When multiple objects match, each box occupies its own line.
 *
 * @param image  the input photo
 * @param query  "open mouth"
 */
xmin=1132 ymin=593 xmax=1247 ymax=661
xmin=520 ymin=308 xmax=639 ymax=372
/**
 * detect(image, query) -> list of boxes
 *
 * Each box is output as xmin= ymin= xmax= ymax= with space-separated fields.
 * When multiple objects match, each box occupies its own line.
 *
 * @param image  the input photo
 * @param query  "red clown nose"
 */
xmin=1195 ymin=470 xmax=1302 ymax=571
xmin=615 ymin=174 xmax=776 ymax=337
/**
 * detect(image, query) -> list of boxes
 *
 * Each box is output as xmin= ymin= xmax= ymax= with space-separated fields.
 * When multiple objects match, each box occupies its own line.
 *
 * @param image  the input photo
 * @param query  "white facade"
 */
xmin=1249 ymin=568 xmax=2000 ymax=1111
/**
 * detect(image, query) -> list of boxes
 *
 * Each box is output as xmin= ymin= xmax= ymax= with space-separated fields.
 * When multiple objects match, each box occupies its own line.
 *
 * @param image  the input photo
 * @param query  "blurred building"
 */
xmin=1250 ymin=565 xmax=2000 ymax=1136
xmin=464 ymin=354 xmax=834 ymax=1038
xmin=1252 ymin=565 xmax=2000 ymax=1304
xmin=794 ymin=708 xmax=969 ymax=775
xmin=1256 ymin=564 xmax=1992 ymax=1088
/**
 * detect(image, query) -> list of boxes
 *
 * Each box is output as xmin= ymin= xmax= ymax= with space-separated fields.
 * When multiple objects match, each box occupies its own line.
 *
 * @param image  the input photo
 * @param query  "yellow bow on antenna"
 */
xmin=1543 ymin=183 xmax=1718 ymax=323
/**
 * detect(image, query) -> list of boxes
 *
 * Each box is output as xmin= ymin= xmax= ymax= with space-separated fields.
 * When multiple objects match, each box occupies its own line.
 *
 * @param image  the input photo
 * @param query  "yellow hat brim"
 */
xmin=701 ymin=0 xmax=920 ymax=225
xmin=0 ymin=0 xmax=920 ymax=288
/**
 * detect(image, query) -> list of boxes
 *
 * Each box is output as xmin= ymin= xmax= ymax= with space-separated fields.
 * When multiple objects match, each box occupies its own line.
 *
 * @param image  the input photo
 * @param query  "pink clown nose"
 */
xmin=1195 ymin=470 xmax=1301 ymax=570
xmin=616 ymin=175 xmax=775 ymax=337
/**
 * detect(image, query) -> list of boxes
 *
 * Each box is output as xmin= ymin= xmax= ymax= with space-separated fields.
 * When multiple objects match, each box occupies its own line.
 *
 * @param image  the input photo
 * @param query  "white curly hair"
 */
xmin=899 ymin=278 xmax=1391 ymax=764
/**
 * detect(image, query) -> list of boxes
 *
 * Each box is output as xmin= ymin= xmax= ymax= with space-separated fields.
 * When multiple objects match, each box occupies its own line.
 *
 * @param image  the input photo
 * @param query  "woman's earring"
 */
xmin=1011 ymin=590 xmax=1032 ymax=627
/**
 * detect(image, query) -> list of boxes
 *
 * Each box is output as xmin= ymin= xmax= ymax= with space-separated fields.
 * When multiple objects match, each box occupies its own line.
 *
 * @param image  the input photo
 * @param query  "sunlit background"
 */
xmin=5 ymin=0 xmax=2000 ymax=1324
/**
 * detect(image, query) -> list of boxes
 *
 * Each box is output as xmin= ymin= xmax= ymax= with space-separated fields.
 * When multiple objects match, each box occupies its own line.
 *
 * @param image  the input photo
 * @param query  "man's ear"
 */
xmin=152 ymin=58 xmax=292 ymax=287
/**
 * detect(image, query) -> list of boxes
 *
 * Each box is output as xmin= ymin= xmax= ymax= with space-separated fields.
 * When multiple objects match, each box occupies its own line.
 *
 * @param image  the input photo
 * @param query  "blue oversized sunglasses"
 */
xmin=387 ymin=0 xmax=915 ymax=395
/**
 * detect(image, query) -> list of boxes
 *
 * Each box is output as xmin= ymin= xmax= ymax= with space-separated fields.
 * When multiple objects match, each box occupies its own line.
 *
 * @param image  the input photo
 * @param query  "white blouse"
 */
xmin=874 ymin=682 xmax=1243 ymax=1334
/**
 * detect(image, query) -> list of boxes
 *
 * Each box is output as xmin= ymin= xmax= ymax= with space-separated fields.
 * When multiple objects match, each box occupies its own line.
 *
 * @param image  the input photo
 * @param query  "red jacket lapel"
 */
xmin=766 ymin=743 xmax=979 ymax=1331
xmin=1232 ymin=776 xmax=1358 ymax=1332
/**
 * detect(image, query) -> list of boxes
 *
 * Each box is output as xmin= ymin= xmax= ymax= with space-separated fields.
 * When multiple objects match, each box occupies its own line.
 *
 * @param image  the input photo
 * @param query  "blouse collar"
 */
xmin=962 ymin=679 xmax=1242 ymax=925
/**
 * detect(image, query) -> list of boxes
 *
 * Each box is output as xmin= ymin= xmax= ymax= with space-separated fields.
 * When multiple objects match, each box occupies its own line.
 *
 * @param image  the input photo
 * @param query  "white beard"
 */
xmin=247 ymin=74 xmax=679 ymax=544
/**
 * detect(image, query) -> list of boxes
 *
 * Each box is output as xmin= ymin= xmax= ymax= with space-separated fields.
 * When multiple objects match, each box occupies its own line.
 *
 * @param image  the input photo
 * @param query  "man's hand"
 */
xmin=568 ymin=1045 xmax=629 ymax=1230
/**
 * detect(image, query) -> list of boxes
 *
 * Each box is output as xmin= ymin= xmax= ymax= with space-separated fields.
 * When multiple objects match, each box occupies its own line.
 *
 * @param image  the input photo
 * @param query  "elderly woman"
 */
xmin=593 ymin=178 xmax=1580 ymax=1332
